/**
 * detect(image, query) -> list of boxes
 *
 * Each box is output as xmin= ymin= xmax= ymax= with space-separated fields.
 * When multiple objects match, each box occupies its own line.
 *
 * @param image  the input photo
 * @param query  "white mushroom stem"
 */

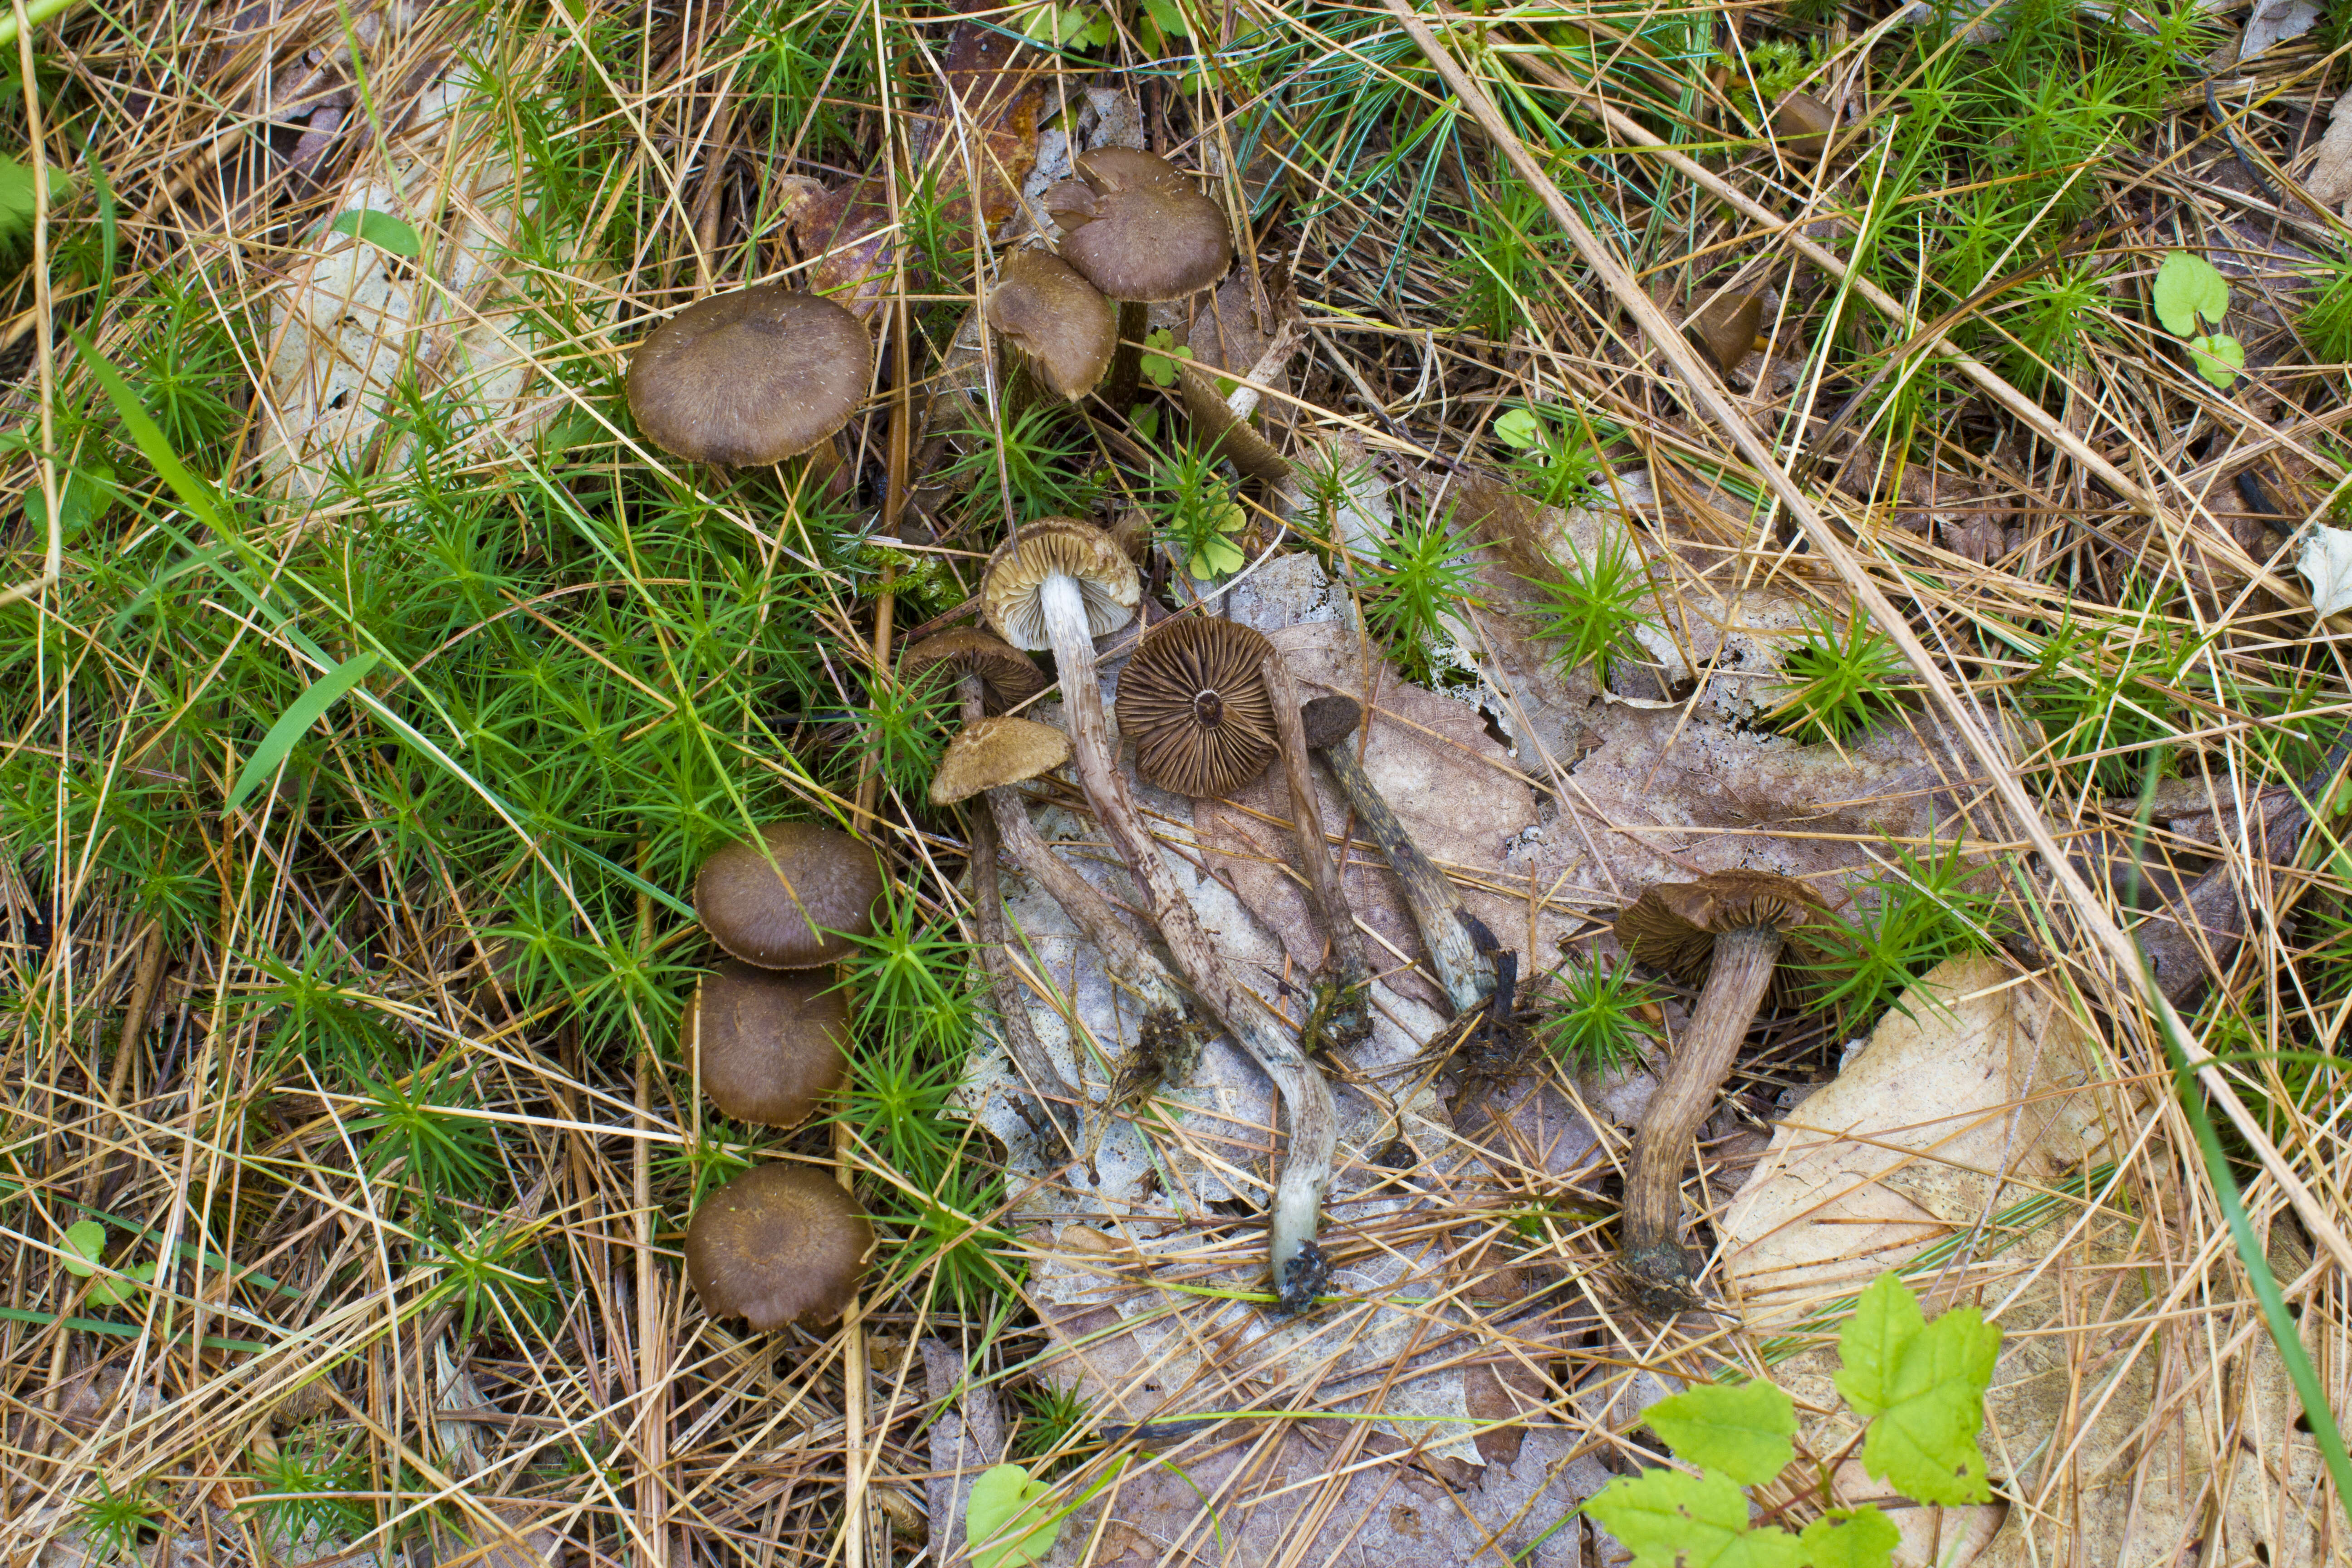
xmin=1618 ymin=924 xmax=1783 ymax=1314
xmin=1038 ymin=573 xmax=1336 ymax=1308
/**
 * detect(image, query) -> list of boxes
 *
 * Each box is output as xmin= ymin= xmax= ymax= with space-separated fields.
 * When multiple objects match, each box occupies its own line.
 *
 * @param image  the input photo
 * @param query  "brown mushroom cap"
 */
xmin=1612 ymin=870 xmax=1825 ymax=1002
xmin=685 ymin=962 xmax=848 ymax=1128
xmin=985 ymin=249 xmax=1117 ymax=401
xmin=981 ymin=517 xmax=1141 ymax=652
xmin=695 ymin=822 xmax=883 ymax=970
xmin=899 ymin=628 xmax=1046 ymax=715
xmin=625 ymin=286 xmax=873 ymax=466
xmin=685 ymin=1162 xmax=872 ymax=1328
xmin=1115 ymin=617 xmax=1279 ymax=798
xmin=1687 ymin=291 xmax=1764 ymax=375
xmin=1773 ymin=92 xmax=1837 ymax=159
xmin=1045 ymin=148 xmax=1233 ymax=303
xmin=930 ymin=717 xmax=1072 ymax=805
xmin=1299 ymin=694 xmax=1364 ymax=751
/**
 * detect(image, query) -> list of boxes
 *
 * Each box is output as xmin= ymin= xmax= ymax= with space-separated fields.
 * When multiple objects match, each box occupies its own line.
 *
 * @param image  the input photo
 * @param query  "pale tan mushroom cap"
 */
xmin=982 ymin=517 xmax=1141 ymax=652
xmin=1047 ymin=148 xmax=1232 ymax=303
xmin=626 ymin=286 xmax=873 ymax=466
xmin=929 ymin=716 xmax=1072 ymax=805
xmin=986 ymin=250 xmax=1117 ymax=401
xmin=685 ymin=1162 xmax=872 ymax=1329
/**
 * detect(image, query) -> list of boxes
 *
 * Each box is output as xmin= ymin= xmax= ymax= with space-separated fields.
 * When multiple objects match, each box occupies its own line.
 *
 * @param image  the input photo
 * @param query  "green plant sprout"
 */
xmin=1019 ymin=1 xmax=1111 ymax=50
xmin=1360 ymin=509 xmax=1483 ymax=681
xmin=966 ymin=1455 xmax=1137 ymax=1568
xmin=2152 ymin=252 xmax=2243 ymax=391
xmin=1807 ymin=839 xmax=2011 ymax=1034
xmin=1768 ymin=605 xmax=1908 ymax=745
xmin=1523 ymin=529 xmax=1656 ymax=686
xmin=1150 ymin=440 xmax=1249 ymax=578
xmin=1536 ymin=956 xmax=1660 ymax=1073
xmin=241 ymin=1431 xmax=374 ymax=1545
xmin=1139 ymin=327 xmax=1192 ymax=388
xmin=1585 ymin=1272 xmax=2000 ymax=1567
xmin=1494 ymin=403 xmax=1601 ymax=509
xmin=78 ymin=1477 xmax=165 ymax=1562
xmin=59 ymin=1220 xmax=156 ymax=1308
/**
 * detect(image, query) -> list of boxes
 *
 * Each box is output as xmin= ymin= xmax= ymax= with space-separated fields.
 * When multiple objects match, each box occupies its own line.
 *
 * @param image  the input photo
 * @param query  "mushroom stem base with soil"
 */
xmin=1617 ymin=923 xmax=1782 ymax=1314
xmin=1039 ymin=573 xmax=1336 ymax=1311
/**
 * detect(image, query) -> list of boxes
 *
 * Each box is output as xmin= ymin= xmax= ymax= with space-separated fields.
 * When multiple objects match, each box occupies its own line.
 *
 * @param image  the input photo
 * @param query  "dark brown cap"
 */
xmin=625 ymin=286 xmax=873 ymax=466
xmin=1687 ymin=291 xmax=1764 ymax=375
xmin=1612 ymin=870 xmax=1825 ymax=997
xmin=685 ymin=962 xmax=848 ymax=1128
xmin=1114 ymin=617 xmax=1278 ymax=798
xmin=695 ymin=822 xmax=883 ymax=970
xmin=900 ymin=628 xmax=1046 ymax=715
xmin=929 ymin=716 xmax=1072 ymax=805
xmin=1046 ymin=148 xmax=1232 ymax=302
xmin=985 ymin=249 xmax=1117 ymax=401
xmin=981 ymin=517 xmax=1141 ymax=651
xmin=685 ymin=1162 xmax=872 ymax=1328
xmin=1773 ymin=92 xmax=1836 ymax=159
xmin=1299 ymin=694 xmax=1363 ymax=751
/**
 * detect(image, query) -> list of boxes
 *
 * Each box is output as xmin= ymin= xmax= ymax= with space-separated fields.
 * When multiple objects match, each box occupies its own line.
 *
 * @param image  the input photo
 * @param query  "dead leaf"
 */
xmin=2308 ymin=88 xmax=2352 ymax=211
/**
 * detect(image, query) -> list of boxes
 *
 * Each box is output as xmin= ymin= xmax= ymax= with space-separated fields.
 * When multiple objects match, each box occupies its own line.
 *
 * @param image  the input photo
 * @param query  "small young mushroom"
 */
xmin=695 ymin=822 xmax=884 ymax=970
xmin=1611 ymin=870 xmax=1825 ymax=1314
xmin=1112 ymin=616 xmax=1280 ymax=800
xmin=983 ymin=517 xmax=1336 ymax=1311
xmin=984 ymin=248 xmax=1118 ymax=402
xmin=685 ymin=1161 xmax=873 ymax=1329
xmin=684 ymin=962 xmax=848 ymax=1128
xmin=625 ymin=286 xmax=874 ymax=466
xmin=900 ymin=627 xmax=1048 ymax=716
xmin=1299 ymin=696 xmax=1496 ymax=1015
xmin=1044 ymin=148 xmax=1233 ymax=406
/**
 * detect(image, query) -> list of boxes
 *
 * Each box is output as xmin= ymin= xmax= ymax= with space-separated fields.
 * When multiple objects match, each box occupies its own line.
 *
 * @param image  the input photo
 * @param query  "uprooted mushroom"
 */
xmin=982 ymin=518 xmax=1335 ymax=1312
xmin=1611 ymin=869 xmax=1826 ymax=1314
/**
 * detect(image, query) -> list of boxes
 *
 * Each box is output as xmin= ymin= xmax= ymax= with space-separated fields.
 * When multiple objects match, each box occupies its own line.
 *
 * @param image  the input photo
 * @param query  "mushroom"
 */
xmin=625 ymin=285 xmax=874 ymax=466
xmin=1044 ymin=148 xmax=1233 ymax=407
xmin=1773 ymin=92 xmax=1837 ymax=161
xmin=1686 ymin=291 xmax=1764 ymax=377
xmin=900 ymin=627 xmax=1048 ymax=715
xmin=685 ymin=1161 xmax=873 ymax=1328
xmin=696 ymin=822 xmax=884 ymax=970
xmin=982 ymin=517 xmax=1335 ymax=1311
xmin=930 ymin=717 xmax=1072 ymax=807
xmin=984 ymin=248 xmax=1118 ymax=402
xmin=1611 ymin=870 xmax=1825 ymax=1314
xmin=1112 ymin=616 xmax=1280 ymax=800
xmin=1299 ymin=696 xmax=1496 ymax=1015
xmin=684 ymin=962 xmax=848 ymax=1128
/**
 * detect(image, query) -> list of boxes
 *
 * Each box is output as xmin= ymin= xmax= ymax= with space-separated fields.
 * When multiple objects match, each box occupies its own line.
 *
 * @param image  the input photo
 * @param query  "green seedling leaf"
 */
xmin=1585 ymin=1469 xmax=1803 ymax=1568
xmin=1130 ymin=406 xmax=1161 ymax=444
xmin=0 ymin=154 xmax=34 ymax=248
xmin=1834 ymin=1273 xmax=2001 ymax=1505
xmin=967 ymin=1463 xmax=1060 ymax=1568
xmin=1494 ymin=407 xmax=1545 ymax=449
xmin=328 ymin=208 xmax=421 ymax=259
xmin=59 ymin=1220 xmax=105 ymax=1278
xmin=69 ymin=329 xmax=230 ymax=534
xmin=88 ymin=1259 xmax=155 ymax=1308
xmin=2188 ymin=333 xmax=2244 ymax=390
xmin=2153 ymin=251 xmax=2229 ymax=336
xmin=1645 ymin=1381 xmax=1798 ymax=1486
xmin=1021 ymin=3 xmax=1108 ymax=47
xmin=1798 ymin=1505 xmax=1903 ymax=1568
xmin=24 ymin=461 xmax=116 ymax=544
xmin=1140 ymin=328 xmax=1192 ymax=388
xmin=1141 ymin=0 xmax=1192 ymax=45
xmin=225 ymin=652 xmax=382 ymax=814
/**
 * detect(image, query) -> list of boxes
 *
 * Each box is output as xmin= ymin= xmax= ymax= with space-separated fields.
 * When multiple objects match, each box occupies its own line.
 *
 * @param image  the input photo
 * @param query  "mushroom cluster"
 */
xmin=677 ymin=819 xmax=886 ymax=1329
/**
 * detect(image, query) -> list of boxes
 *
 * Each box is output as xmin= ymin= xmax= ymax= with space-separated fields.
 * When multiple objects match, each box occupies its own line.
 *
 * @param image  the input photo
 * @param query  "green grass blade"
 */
xmin=68 ymin=327 xmax=230 ymax=532
xmin=224 ymin=651 xmax=382 ymax=813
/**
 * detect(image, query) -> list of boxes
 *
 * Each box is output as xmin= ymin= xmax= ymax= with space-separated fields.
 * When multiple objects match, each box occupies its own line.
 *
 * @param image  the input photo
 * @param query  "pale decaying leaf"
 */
xmin=2308 ymin=88 xmax=2352 ymax=211
xmin=1723 ymin=956 xmax=2341 ymax=1568
xmin=2239 ymin=0 xmax=2322 ymax=60
xmin=2299 ymin=522 xmax=2352 ymax=620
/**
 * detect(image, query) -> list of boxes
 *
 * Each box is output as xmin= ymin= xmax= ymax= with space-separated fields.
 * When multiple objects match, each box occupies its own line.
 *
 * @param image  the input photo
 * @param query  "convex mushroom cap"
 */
xmin=982 ymin=517 xmax=1141 ymax=651
xmin=930 ymin=717 xmax=1071 ymax=805
xmin=685 ymin=1162 xmax=871 ymax=1328
xmin=696 ymin=822 xmax=883 ymax=970
xmin=1045 ymin=148 xmax=1233 ymax=302
xmin=900 ymin=628 xmax=1046 ymax=715
xmin=985 ymin=249 xmax=1117 ymax=401
xmin=685 ymin=962 xmax=848 ymax=1127
xmin=626 ymin=286 xmax=872 ymax=466
xmin=1613 ymin=869 xmax=1825 ymax=1004
xmin=1115 ymin=617 xmax=1278 ymax=798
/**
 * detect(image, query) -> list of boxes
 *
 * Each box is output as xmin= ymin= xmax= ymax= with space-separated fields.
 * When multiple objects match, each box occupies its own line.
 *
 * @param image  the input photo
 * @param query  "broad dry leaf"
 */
xmin=2308 ymin=88 xmax=2352 ymax=210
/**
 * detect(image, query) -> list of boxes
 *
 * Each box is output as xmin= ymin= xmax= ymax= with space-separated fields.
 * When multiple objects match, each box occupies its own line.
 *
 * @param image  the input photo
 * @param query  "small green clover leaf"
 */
xmin=1494 ymin=407 xmax=1546 ymax=450
xmin=1798 ymin=1506 xmax=1903 ymax=1568
xmin=328 ymin=208 xmax=421 ymax=259
xmin=59 ymin=1220 xmax=105 ymax=1277
xmin=89 ymin=1259 xmax=156 ymax=1308
xmin=1021 ymin=3 xmax=1111 ymax=48
xmin=1643 ymin=1381 xmax=1798 ymax=1486
xmin=1139 ymin=0 xmax=1192 ymax=52
xmin=1130 ymin=406 xmax=1162 ymax=444
xmin=1834 ymin=1273 xmax=2001 ymax=1506
xmin=1584 ymin=1468 xmax=1804 ymax=1568
xmin=967 ymin=1463 xmax=1060 ymax=1568
xmin=23 ymin=461 xmax=116 ymax=545
xmin=1140 ymin=328 xmax=1192 ymax=388
xmin=2188 ymin=333 xmax=2245 ymax=390
xmin=2153 ymin=252 xmax=2230 ymax=337
xmin=1186 ymin=499 xmax=1249 ymax=578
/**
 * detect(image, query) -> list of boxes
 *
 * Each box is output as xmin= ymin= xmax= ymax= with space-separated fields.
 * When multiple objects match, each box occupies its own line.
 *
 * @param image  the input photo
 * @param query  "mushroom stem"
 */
xmin=1102 ymin=299 xmax=1149 ymax=411
xmin=1261 ymin=654 xmax=1371 ymax=1047
xmin=1617 ymin=923 xmax=1783 ymax=1313
xmin=1306 ymin=703 xmax=1496 ymax=1014
xmin=1038 ymin=573 xmax=1336 ymax=1311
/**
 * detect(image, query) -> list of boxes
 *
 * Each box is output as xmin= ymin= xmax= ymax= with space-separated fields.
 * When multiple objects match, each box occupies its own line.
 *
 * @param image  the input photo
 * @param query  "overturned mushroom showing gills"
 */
xmin=1612 ymin=870 xmax=1823 ymax=1314
xmin=1300 ymin=695 xmax=1495 ymax=1015
xmin=984 ymin=518 xmax=1335 ymax=1311
xmin=686 ymin=1161 xmax=872 ymax=1329
xmin=626 ymin=286 xmax=873 ymax=466
xmin=686 ymin=962 xmax=848 ymax=1127
xmin=696 ymin=822 xmax=884 ymax=970
xmin=1114 ymin=616 xmax=1280 ymax=799
xmin=931 ymin=717 xmax=1071 ymax=807
xmin=985 ymin=248 xmax=1118 ymax=402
